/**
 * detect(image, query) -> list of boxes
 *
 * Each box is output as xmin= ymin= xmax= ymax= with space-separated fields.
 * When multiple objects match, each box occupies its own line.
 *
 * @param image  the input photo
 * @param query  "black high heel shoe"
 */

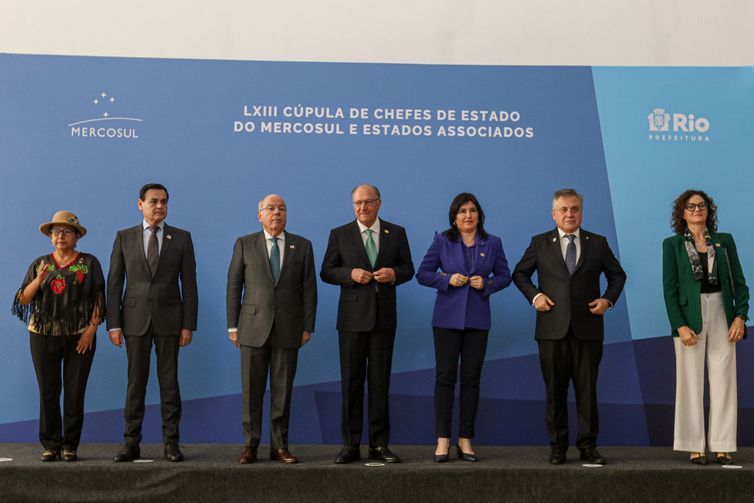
xmin=456 ymin=444 xmax=477 ymax=462
xmin=434 ymin=449 xmax=450 ymax=463
xmin=41 ymin=449 xmax=60 ymax=462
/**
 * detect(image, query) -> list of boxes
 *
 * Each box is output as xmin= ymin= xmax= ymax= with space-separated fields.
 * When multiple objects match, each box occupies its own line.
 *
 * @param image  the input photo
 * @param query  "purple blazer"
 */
xmin=416 ymin=232 xmax=512 ymax=330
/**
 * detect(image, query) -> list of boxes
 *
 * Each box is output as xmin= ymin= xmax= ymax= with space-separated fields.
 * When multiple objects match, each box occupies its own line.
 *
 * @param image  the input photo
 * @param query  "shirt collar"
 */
xmin=357 ymin=219 xmax=380 ymax=235
xmin=557 ymin=227 xmax=580 ymax=240
xmin=263 ymin=229 xmax=285 ymax=242
xmin=143 ymin=220 xmax=165 ymax=231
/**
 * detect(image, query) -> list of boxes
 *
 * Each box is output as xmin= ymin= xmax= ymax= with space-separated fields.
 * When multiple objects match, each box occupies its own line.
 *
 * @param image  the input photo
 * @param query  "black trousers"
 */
xmin=433 ymin=327 xmax=489 ymax=439
xmin=240 ymin=328 xmax=299 ymax=449
xmin=123 ymin=328 xmax=181 ymax=446
xmin=537 ymin=327 xmax=603 ymax=450
xmin=29 ymin=332 xmax=95 ymax=451
xmin=338 ymin=328 xmax=395 ymax=447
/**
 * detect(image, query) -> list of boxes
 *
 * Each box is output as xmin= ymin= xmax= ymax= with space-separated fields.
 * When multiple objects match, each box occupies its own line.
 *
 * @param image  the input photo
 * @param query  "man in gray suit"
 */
xmin=107 ymin=183 xmax=198 ymax=463
xmin=226 ymin=194 xmax=317 ymax=464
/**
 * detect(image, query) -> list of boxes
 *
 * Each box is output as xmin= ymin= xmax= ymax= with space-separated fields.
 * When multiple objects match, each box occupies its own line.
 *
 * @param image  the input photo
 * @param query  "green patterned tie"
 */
xmin=365 ymin=229 xmax=377 ymax=268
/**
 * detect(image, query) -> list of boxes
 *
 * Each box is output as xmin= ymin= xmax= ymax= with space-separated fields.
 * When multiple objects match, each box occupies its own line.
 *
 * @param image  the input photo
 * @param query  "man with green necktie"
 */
xmin=321 ymin=184 xmax=415 ymax=464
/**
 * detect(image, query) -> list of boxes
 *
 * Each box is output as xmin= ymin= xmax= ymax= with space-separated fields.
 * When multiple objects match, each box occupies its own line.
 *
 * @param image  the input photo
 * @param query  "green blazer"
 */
xmin=662 ymin=232 xmax=749 ymax=336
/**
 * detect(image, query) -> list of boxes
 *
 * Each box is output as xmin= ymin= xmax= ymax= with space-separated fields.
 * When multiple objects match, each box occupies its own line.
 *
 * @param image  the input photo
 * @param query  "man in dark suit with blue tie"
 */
xmin=107 ymin=183 xmax=198 ymax=463
xmin=226 ymin=194 xmax=317 ymax=464
xmin=513 ymin=188 xmax=626 ymax=465
xmin=321 ymin=184 xmax=414 ymax=464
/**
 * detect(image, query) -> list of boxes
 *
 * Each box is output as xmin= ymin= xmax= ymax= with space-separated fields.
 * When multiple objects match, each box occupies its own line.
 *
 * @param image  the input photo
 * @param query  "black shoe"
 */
xmin=456 ymin=445 xmax=477 ymax=462
xmin=690 ymin=454 xmax=708 ymax=465
xmin=434 ymin=447 xmax=450 ymax=463
xmin=114 ymin=445 xmax=140 ymax=462
xmin=716 ymin=454 xmax=732 ymax=465
xmin=334 ymin=446 xmax=360 ymax=464
xmin=164 ymin=444 xmax=184 ymax=462
xmin=580 ymin=448 xmax=606 ymax=465
xmin=40 ymin=449 xmax=60 ymax=462
xmin=549 ymin=447 xmax=567 ymax=465
xmin=62 ymin=449 xmax=78 ymax=462
xmin=369 ymin=446 xmax=401 ymax=463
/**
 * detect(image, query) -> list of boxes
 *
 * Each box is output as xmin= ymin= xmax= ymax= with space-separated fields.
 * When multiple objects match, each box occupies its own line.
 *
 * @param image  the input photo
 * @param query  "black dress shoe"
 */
xmin=456 ymin=445 xmax=477 ymax=462
xmin=270 ymin=448 xmax=299 ymax=464
xmin=114 ymin=445 xmax=140 ymax=462
xmin=369 ymin=446 xmax=401 ymax=463
xmin=164 ymin=444 xmax=184 ymax=462
xmin=334 ymin=446 xmax=361 ymax=464
xmin=238 ymin=446 xmax=257 ymax=464
xmin=41 ymin=449 xmax=60 ymax=462
xmin=580 ymin=448 xmax=606 ymax=465
xmin=62 ymin=449 xmax=78 ymax=462
xmin=549 ymin=448 xmax=567 ymax=465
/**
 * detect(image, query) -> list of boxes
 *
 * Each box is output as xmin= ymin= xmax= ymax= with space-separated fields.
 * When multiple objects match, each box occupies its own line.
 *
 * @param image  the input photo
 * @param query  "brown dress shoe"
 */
xmin=270 ymin=448 xmax=299 ymax=464
xmin=238 ymin=446 xmax=258 ymax=464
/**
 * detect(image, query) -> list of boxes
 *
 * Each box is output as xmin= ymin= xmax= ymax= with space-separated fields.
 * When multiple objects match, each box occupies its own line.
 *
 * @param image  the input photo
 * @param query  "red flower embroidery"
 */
xmin=76 ymin=270 xmax=85 ymax=284
xmin=50 ymin=278 xmax=66 ymax=295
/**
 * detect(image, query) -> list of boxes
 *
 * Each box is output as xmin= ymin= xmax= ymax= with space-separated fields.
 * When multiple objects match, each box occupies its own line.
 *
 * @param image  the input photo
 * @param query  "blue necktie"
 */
xmin=269 ymin=237 xmax=280 ymax=282
xmin=565 ymin=234 xmax=577 ymax=276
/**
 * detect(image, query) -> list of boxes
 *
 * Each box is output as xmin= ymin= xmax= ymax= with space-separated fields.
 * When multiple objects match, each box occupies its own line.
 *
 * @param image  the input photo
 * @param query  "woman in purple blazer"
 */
xmin=416 ymin=193 xmax=512 ymax=462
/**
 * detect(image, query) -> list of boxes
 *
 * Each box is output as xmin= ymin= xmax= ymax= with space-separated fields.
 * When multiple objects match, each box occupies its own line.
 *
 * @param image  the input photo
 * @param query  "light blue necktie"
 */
xmin=269 ymin=237 xmax=281 ymax=281
xmin=565 ymin=234 xmax=577 ymax=276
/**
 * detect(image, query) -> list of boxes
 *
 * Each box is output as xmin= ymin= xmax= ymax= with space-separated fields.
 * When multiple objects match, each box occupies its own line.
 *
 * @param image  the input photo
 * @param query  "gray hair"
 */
xmin=257 ymin=194 xmax=285 ymax=212
xmin=351 ymin=184 xmax=381 ymax=199
xmin=551 ymin=188 xmax=584 ymax=209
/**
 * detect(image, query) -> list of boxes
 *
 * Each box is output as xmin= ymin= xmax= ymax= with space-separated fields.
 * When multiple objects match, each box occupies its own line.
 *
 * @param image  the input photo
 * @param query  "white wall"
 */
xmin=1 ymin=0 xmax=752 ymax=65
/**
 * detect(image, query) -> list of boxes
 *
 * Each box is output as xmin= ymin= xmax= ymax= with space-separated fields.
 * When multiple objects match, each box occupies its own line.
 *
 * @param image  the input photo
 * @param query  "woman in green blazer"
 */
xmin=662 ymin=189 xmax=749 ymax=465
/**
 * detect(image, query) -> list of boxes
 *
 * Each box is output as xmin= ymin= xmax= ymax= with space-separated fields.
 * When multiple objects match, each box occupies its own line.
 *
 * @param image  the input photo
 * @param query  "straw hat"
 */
xmin=39 ymin=210 xmax=87 ymax=237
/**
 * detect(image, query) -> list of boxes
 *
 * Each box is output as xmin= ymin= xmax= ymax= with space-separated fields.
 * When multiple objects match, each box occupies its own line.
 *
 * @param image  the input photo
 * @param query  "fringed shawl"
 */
xmin=12 ymin=252 xmax=105 ymax=336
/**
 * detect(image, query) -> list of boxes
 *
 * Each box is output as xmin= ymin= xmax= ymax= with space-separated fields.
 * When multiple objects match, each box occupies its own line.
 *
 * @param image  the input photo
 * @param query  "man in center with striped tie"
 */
xmin=226 ymin=194 xmax=317 ymax=464
xmin=513 ymin=188 xmax=626 ymax=466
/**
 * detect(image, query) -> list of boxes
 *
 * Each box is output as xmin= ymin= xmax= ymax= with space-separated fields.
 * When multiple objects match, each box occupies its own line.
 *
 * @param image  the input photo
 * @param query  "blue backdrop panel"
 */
xmin=0 ymin=55 xmax=751 ymax=446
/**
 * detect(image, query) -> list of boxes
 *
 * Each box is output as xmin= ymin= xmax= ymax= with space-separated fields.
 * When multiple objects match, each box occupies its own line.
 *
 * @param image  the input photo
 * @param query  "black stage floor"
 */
xmin=1 ymin=444 xmax=753 ymax=503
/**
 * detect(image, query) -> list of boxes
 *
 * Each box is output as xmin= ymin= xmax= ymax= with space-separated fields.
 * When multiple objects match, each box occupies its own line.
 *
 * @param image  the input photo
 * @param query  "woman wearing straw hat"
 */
xmin=12 ymin=210 xmax=105 ymax=462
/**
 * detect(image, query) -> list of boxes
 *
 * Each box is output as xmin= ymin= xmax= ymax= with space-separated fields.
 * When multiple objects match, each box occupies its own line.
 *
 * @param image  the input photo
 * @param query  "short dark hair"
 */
xmin=139 ymin=183 xmax=169 ymax=201
xmin=671 ymin=189 xmax=718 ymax=234
xmin=443 ymin=192 xmax=488 ymax=241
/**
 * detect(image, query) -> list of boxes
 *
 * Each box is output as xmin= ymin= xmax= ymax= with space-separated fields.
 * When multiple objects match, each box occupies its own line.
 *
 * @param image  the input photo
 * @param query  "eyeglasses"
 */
xmin=554 ymin=206 xmax=581 ymax=215
xmin=684 ymin=202 xmax=708 ymax=212
xmin=352 ymin=199 xmax=380 ymax=208
xmin=260 ymin=205 xmax=286 ymax=213
xmin=51 ymin=228 xmax=76 ymax=237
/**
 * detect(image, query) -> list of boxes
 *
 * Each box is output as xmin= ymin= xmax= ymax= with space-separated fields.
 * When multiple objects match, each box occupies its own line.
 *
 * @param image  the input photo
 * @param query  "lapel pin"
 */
xmin=715 ymin=243 xmax=720 ymax=247
xmin=552 ymin=237 xmax=557 ymax=242
xmin=289 ymin=244 xmax=295 ymax=249
xmin=480 ymin=252 xmax=485 ymax=257
xmin=166 ymin=235 xmax=172 ymax=240
xmin=384 ymin=229 xmax=389 ymax=234
xmin=585 ymin=236 xmax=589 ymax=240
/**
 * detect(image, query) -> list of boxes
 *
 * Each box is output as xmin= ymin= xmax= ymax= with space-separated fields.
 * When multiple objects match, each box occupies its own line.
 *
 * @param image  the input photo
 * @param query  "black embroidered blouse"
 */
xmin=12 ymin=252 xmax=105 ymax=336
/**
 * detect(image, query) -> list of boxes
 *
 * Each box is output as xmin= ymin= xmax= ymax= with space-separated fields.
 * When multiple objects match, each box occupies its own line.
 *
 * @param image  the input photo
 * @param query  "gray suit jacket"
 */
xmin=226 ymin=231 xmax=317 ymax=349
xmin=106 ymin=223 xmax=198 ymax=336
